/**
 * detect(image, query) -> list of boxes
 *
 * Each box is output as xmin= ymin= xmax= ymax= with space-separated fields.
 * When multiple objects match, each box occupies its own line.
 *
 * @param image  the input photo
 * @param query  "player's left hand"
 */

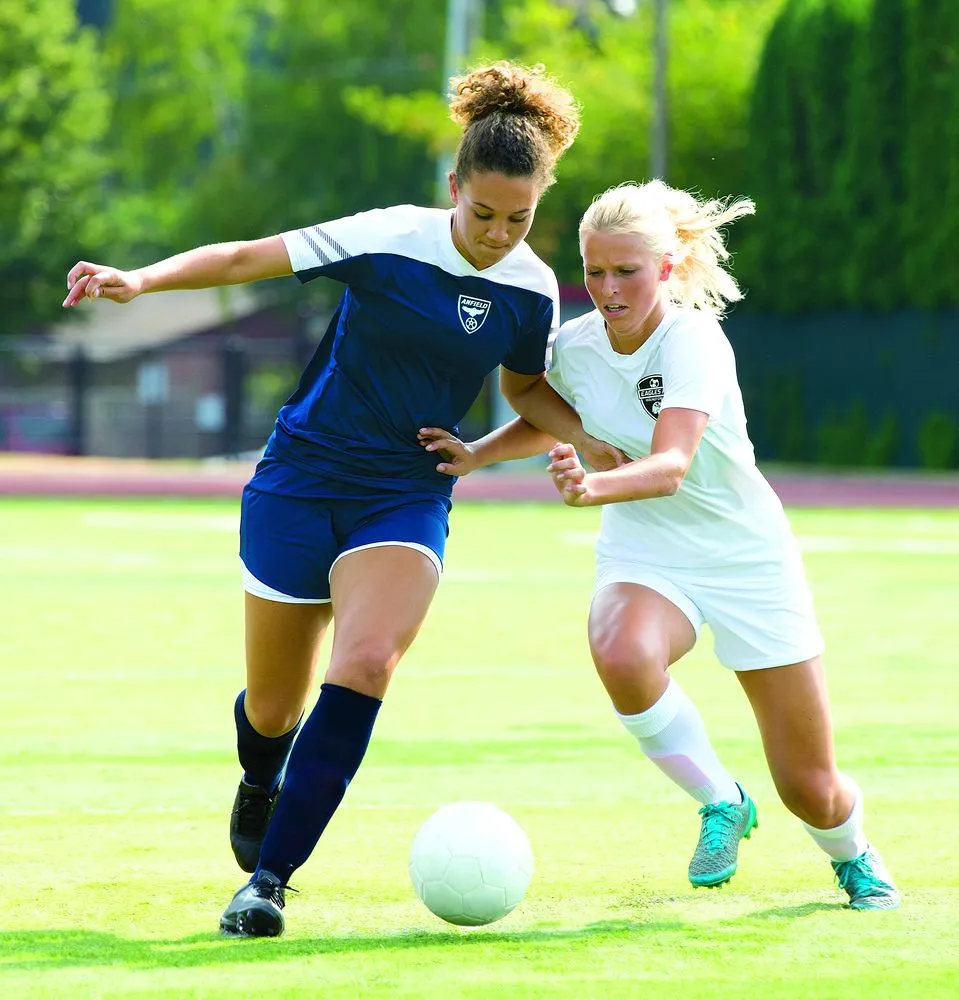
xmin=418 ymin=427 xmax=481 ymax=476
xmin=576 ymin=435 xmax=627 ymax=472
xmin=548 ymin=443 xmax=591 ymax=507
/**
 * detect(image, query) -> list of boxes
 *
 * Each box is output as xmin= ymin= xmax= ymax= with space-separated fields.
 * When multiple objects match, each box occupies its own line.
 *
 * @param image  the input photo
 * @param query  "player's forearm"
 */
xmin=469 ymin=417 xmax=556 ymax=467
xmin=581 ymin=451 xmax=686 ymax=505
xmin=502 ymin=377 xmax=590 ymax=453
xmin=137 ymin=241 xmax=287 ymax=293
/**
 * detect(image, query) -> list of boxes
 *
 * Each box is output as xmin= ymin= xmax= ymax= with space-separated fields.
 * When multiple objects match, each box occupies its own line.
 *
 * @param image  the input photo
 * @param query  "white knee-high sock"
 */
xmin=802 ymin=784 xmax=868 ymax=862
xmin=616 ymin=678 xmax=741 ymax=805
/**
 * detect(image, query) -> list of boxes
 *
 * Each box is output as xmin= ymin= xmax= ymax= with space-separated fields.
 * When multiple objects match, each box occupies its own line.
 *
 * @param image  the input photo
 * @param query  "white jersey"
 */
xmin=546 ymin=306 xmax=797 ymax=570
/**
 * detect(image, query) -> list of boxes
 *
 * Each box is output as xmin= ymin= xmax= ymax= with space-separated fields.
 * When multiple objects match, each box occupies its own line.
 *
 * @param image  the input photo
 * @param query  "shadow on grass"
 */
xmin=743 ymin=902 xmax=840 ymax=920
xmin=0 ymin=920 xmax=685 ymax=971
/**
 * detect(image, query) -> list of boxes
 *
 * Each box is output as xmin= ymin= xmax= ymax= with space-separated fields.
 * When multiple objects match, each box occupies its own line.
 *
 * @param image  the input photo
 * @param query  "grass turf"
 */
xmin=0 ymin=498 xmax=957 ymax=998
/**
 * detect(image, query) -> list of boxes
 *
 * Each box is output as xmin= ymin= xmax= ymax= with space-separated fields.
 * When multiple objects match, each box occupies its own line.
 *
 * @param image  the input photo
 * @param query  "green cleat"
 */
xmin=688 ymin=784 xmax=758 ymax=887
xmin=832 ymin=846 xmax=901 ymax=910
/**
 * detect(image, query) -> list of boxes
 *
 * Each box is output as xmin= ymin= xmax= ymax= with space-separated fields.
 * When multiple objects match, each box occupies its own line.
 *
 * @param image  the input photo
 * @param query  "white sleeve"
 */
xmin=280 ymin=205 xmax=420 ymax=276
xmin=545 ymin=328 xmax=575 ymax=406
xmin=660 ymin=318 xmax=733 ymax=417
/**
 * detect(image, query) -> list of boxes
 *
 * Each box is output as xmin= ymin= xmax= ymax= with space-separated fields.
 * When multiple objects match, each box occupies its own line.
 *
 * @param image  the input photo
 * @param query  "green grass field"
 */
xmin=1 ymin=497 xmax=957 ymax=999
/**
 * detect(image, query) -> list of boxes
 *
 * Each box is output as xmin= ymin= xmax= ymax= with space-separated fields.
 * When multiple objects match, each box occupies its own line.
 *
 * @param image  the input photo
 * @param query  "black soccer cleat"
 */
xmin=229 ymin=779 xmax=280 ymax=873
xmin=219 ymin=871 xmax=291 ymax=937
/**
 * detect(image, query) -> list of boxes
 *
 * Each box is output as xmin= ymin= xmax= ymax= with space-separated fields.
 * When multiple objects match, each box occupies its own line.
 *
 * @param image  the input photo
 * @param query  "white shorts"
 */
xmin=595 ymin=553 xmax=824 ymax=671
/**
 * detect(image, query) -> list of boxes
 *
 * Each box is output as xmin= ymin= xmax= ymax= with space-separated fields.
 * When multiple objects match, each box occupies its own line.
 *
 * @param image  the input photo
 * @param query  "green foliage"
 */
xmin=92 ymin=0 xmax=264 ymax=262
xmin=901 ymin=1 xmax=959 ymax=308
xmin=340 ymin=0 xmax=785 ymax=284
xmin=246 ymin=362 xmax=300 ymax=416
xmin=836 ymin=0 xmax=908 ymax=310
xmin=817 ymin=400 xmax=899 ymax=467
xmin=743 ymin=0 xmax=959 ymax=313
xmin=917 ymin=411 xmax=959 ymax=469
xmin=761 ymin=369 xmax=809 ymax=461
xmin=202 ymin=0 xmax=445 ymax=245
xmin=738 ymin=0 xmax=871 ymax=313
xmin=0 ymin=0 xmax=110 ymax=334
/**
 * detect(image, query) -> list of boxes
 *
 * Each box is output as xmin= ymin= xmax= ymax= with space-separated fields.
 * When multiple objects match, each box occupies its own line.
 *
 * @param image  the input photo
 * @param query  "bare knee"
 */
xmin=590 ymin=631 xmax=668 ymax=713
xmin=775 ymin=769 xmax=850 ymax=828
xmin=244 ymin=692 xmax=304 ymax=738
xmin=327 ymin=640 xmax=400 ymax=698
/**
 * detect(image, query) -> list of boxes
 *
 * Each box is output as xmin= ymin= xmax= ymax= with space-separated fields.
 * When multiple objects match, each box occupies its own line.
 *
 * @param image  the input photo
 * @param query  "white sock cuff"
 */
xmin=616 ymin=679 xmax=688 ymax=739
xmin=802 ymin=782 xmax=864 ymax=840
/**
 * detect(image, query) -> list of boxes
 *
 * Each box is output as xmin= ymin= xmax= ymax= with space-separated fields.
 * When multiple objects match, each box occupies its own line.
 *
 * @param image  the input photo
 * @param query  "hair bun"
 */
xmin=449 ymin=61 xmax=579 ymax=156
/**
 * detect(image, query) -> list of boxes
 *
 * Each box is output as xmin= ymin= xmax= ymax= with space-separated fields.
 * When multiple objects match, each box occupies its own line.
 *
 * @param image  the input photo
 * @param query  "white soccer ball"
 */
xmin=409 ymin=801 xmax=534 ymax=927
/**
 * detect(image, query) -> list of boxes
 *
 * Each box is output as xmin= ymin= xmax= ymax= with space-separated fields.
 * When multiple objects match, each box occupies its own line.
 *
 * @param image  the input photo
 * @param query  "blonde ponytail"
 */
xmin=579 ymin=180 xmax=755 ymax=316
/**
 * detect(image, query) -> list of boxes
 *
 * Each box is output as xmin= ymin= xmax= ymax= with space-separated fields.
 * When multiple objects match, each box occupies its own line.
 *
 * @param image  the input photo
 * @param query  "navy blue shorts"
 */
xmin=239 ymin=485 xmax=452 ymax=602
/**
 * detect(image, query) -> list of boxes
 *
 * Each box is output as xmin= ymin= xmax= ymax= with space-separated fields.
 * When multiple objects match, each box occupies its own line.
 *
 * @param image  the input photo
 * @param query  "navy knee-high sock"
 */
xmin=256 ymin=682 xmax=381 ymax=885
xmin=234 ymin=690 xmax=302 ymax=794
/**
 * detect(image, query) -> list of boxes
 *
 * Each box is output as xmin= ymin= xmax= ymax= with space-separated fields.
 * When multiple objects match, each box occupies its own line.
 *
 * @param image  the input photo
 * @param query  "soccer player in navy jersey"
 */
xmin=63 ymin=62 xmax=624 ymax=937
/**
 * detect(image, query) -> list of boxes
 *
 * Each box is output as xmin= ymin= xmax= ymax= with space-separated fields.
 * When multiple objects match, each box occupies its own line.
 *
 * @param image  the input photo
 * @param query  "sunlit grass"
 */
xmin=1 ymin=499 xmax=956 ymax=998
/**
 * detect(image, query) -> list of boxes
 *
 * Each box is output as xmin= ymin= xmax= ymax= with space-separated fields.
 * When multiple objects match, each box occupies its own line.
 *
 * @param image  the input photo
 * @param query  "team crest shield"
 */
xmin=458 ymin=295 xmax=491 ymax=334
xmin=636 ymin=374 xmax=664 ymax=418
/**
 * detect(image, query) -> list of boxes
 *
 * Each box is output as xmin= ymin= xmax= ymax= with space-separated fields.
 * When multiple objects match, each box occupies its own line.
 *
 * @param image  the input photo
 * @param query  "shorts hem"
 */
xmin=241 ymin=562 xmax=332 ymax=604
xmin=595 ymin=567 xmax=704 ymax=634
xmin=330 ymin=541 xmax=443 ymax=581
xmin=724 ymin=643 xmax=826 ymax=672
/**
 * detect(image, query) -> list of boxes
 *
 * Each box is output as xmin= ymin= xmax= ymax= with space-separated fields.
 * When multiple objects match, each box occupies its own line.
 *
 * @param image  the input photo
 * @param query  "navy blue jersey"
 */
xmin=254 ymin=205 xmax=559 ymax=498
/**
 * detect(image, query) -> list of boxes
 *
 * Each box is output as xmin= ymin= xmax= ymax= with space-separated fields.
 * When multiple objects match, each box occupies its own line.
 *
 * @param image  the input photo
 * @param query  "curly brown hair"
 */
xmin=448 ymin=61 xmax=580 ymax=191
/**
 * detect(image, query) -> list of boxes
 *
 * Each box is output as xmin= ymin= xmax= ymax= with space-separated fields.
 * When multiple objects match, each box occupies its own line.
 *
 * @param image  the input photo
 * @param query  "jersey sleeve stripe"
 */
xmin=301 ymin=228 xmax=335 ymax=266
xmin=314 ymin=226 xmax=349 ymax=260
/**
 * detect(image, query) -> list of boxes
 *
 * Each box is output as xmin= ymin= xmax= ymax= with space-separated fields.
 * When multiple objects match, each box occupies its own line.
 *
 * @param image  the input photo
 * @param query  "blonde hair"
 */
xmin=579 ymin=180 xmax=756 ymax=316
xmin=448 ymin=61 xmax=580 ymax=191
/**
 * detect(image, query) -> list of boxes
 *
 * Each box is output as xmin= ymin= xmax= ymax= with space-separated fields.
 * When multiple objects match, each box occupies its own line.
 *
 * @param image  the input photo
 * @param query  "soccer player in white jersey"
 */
xmin=62 ymin=62 xmax=626 ymax=937
xmin=421 ymin=180 xmax=900 ymax=911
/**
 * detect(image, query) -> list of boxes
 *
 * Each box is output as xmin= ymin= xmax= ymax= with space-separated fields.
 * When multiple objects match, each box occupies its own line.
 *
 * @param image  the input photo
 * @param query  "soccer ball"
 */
xmin=409 ymin=801 xmax=534 ymax=926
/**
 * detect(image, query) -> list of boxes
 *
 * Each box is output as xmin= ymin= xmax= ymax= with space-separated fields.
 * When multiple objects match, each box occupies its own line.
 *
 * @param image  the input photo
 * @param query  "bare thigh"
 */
xmin=244 ymin=593 xmax=334 ymax=736
xmin=326 ymin=544 xmax=441 ymax=698
xmin=737 ymin=656 xmax=853 ymax=827
xmin=588 ymin=584 xmax=697 ymax=715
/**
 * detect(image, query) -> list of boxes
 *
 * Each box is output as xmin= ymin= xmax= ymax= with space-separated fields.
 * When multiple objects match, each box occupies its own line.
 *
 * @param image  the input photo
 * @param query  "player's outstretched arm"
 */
xmin=418 ymin=417 xmax=554 ymax=476
xmin=63 ymin=235 xmax=293 ymax=307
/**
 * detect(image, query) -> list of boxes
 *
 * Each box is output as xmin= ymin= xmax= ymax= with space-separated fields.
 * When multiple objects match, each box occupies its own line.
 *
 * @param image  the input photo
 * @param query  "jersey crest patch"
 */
xmin=636 ymin=374 xmax=664 ymax=418
xmin=458 ymin=295 xmax=491 ymax=334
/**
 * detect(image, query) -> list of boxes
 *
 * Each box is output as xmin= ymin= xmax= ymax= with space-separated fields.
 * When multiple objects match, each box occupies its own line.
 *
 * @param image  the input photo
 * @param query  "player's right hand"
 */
xmin=547 ymin=443 xmax=590 ymax=506
xmin=63 ymin=262 xmax=144 ymax=307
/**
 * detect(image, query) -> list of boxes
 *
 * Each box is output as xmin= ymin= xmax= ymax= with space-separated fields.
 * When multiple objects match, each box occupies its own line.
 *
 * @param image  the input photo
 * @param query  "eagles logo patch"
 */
xmin=458 ymin=295 xmax=491 ymax=334
xmin=636 ymin=374 xmax=664 ymax=418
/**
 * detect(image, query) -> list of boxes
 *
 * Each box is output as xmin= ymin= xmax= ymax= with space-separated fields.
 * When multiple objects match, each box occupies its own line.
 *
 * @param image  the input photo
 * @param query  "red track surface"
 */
xmin=2 ymin=453 xmax=958 ymax=506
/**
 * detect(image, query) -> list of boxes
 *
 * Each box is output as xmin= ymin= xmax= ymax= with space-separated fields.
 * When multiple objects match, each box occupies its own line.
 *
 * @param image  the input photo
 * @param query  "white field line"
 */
xmin=3 ymin=531 xmax=958 ymax=578
xmin=82 ymin=512 xmax=237 ymax=532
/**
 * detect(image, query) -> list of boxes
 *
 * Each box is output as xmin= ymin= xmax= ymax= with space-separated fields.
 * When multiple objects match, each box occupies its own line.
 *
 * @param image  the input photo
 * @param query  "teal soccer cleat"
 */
xmin=832 ymin=846 xmax=901 ymax=910
xmin=688 ymin=784 xmax=758 ymax=887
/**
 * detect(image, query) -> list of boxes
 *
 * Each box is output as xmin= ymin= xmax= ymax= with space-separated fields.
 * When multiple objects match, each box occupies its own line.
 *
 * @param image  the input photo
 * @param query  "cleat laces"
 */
xmin=249 ymin=877 xmax=297 ymax=909
xmin=697 ymin=802 xmax=741 ymax=853
xmin=833 ymin=855 xmax=880 ymax=897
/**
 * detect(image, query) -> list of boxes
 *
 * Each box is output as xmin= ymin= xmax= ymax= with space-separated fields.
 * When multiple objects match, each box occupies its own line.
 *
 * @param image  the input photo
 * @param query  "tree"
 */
xmin=340 ymin=0 xmax=786 ymax=283
xmin=901 ymin=0 xmax=959 ymax=307
xmin=836 ymin=0 xmax=908 ymax=310
xmin=91 ymin=0 xmax=262 ymax=263
xmin=737 ymin=0 xmax=871 ymax=313
xmin=195 ymin=0 xmax=446 ymax=246
xmin=0 ymin=0 xmax=110 ymax=334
